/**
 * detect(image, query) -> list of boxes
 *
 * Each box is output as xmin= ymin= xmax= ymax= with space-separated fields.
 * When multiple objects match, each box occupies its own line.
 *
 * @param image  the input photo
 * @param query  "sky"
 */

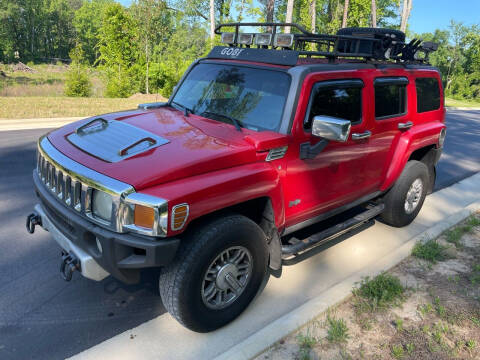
xmin=118 ymin=0 xmax=480 ymax=34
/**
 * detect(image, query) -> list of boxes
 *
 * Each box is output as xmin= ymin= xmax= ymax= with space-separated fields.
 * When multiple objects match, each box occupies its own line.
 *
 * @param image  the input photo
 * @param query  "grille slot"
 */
xmin=37 ymin=152 xmax=95 ymax=219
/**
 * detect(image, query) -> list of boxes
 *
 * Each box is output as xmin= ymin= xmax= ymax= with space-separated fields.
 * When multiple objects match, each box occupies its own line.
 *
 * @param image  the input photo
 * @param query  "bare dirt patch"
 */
xmin=255 ymin=212 xmax=480 ymax=360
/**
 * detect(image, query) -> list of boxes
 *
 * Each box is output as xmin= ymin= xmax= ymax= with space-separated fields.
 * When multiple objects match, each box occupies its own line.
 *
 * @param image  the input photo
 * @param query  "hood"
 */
xmin=47 ymin=107 xmax=285 ymax=190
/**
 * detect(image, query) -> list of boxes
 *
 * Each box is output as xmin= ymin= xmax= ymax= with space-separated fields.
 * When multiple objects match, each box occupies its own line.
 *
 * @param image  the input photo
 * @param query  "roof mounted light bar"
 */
xmin=215 ymin=22 xmax=438 ymax=63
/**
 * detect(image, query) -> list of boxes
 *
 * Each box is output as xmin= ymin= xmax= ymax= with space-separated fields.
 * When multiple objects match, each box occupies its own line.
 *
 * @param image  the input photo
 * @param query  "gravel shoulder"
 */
xmin=256 ymin=212 xmax=480 ymax=360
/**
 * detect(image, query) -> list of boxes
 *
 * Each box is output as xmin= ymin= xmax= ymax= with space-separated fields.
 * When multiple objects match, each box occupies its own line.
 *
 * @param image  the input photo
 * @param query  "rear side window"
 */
xmin=416 ymin=77 xmax=440 ymax=113
xmin=304 ymin=79 xmax=363 ymax=129
xmin=374 ymin=77 xmax=408 ymax=119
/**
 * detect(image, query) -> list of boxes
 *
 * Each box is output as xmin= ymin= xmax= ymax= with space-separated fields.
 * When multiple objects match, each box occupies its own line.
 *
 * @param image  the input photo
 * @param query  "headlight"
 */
xmin=121 ymin=193 xmax=168 ymax=237
xmin=92 ymin=190 xmax=113 ymax=221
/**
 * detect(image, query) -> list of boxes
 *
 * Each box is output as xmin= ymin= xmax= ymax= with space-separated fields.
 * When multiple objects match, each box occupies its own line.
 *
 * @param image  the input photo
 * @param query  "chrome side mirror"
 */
xmin=311 ymin=116 xmax=351 ymax=142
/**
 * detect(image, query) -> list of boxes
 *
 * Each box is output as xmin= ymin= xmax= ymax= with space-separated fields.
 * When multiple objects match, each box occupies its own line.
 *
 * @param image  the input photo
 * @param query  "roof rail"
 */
xmin=214 ymin=22 xmax=438 ymax=64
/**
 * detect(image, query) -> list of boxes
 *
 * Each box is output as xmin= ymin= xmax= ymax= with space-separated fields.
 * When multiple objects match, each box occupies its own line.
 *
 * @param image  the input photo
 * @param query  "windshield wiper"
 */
xmin=200 ymin=111 xmax=243 ymax=131
xmin=171 ymin=101 xmax=194 ymax=117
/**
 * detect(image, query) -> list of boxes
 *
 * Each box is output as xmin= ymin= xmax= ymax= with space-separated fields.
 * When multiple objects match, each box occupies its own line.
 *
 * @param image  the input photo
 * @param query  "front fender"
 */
xmin=380 ymin=122 xmax=445 ymax=191
xmin=139 ymin=162 xmax=285 ymax=236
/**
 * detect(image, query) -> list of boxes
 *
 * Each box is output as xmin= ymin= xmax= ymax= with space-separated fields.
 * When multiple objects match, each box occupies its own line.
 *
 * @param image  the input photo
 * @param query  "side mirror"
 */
xmin=311 ymin=116 xmax=351 ymax=142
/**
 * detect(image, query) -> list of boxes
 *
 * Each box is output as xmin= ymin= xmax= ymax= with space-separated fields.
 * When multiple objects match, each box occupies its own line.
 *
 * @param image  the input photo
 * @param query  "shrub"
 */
xmin=65 ymin=45 xmax=92 ymax=97
xmin=353 ymin=273 xmax=405 ymax=312
xmin=412 ymin=240 xmax=447 ymax=263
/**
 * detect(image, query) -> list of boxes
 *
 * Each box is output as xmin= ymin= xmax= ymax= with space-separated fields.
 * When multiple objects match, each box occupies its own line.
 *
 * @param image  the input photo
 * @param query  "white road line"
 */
xmin=0 ymin=117 xmax=83 ymax=131
xmin=69 ymin=172 xmax=480 ymax=360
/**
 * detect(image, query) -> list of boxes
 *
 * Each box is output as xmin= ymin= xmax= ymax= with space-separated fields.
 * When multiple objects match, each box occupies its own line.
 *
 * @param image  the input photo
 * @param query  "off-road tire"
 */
xmin=159 ymin=214 xmax=269 ymax=332
xmin=380 ymin=160 xmax=429 ymax=227
xmin=337 ymin=27 xmax=406 ymax=42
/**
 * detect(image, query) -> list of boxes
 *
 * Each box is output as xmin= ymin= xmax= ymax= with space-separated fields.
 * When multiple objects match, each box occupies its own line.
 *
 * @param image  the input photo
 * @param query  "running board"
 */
xmin=281 ymin=203 xmax=385 ymax=258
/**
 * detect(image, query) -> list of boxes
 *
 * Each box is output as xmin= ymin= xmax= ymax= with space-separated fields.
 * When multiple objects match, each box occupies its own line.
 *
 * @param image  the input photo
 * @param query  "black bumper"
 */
xmin=33 ymin=171 xmax=180 ymax=284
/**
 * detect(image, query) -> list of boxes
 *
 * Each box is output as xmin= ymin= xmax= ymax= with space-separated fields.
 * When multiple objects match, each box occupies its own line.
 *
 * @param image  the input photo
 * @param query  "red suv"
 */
xmin=27 ymin=23 xmax=446 ymax=332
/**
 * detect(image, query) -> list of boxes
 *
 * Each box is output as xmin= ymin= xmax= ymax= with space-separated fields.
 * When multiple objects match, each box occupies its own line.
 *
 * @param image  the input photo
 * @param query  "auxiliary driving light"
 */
xmin=255 ymin=33 xmax=272 ymax=46
xmin=273 ymin=34 xmax=294 ymax=48
xmin=237 ymin=33 xmax=253 ymax=45
xmin=221 ymin=32 xmax=236 ymax=44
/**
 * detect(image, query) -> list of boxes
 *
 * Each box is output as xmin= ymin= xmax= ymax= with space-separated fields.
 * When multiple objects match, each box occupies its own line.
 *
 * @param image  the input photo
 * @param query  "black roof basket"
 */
xmin=214 ymin=22 xmax=438 ymax=64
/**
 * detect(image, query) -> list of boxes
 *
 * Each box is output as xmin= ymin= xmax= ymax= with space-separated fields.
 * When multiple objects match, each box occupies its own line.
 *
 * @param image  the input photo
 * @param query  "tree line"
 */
xmin=0 ymin=0 xmax=478 ymax=100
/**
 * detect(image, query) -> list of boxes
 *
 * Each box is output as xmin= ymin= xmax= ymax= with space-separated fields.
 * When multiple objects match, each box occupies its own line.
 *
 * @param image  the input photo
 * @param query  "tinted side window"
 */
xmin=374 ymin=78 xmax=407 ymax=119
xmin=304 ymin=80 xmax=363 ymax=129
xmin=416 ymin=77 xmax=440 ymax=113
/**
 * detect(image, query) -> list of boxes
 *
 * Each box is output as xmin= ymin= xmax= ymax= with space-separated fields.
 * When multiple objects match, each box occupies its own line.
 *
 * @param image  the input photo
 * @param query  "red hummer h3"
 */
xmin=27 ymin=23 xmax=446 ymax=332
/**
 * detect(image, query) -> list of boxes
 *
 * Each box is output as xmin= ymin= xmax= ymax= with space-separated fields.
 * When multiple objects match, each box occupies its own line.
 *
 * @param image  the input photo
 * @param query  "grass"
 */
xmin=0 ymin=63 xmax=105 ymax=97
xmin=445 ymin=216 xmax=479 ymax=248
xmin=296 ymin=329 xmax=318 ymax=360
xmin=0 ymin=95 xmax=166 ymax=119
xmin=391 ymin=344 xmax=405 ymax=359
xmin=326 ymin=314 xmax=349 ymax=343
xmin=0 ymin=63 xmax=168 ymax=118
xmin=412 ymin=239 xmax=448 ymax=263
xmin=445 ymin=97 xmax=480 ymax=108
xmin=352 ymin=273 xmax=405 ymax=312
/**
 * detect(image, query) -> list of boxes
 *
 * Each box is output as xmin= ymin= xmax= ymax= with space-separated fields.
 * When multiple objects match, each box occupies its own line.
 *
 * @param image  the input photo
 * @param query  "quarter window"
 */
xmin=416 ymin=77 xmax=440 ymax=113
xmin=374 ymin=77 xmax=408 ymax=119
xmin=304 ymin=80 xmax=363 ymax=129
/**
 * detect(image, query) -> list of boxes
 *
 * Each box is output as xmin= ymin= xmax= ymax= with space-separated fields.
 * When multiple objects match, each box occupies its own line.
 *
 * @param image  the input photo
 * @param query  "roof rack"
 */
xmin=214 ymin=22 xmax=438 ymax=64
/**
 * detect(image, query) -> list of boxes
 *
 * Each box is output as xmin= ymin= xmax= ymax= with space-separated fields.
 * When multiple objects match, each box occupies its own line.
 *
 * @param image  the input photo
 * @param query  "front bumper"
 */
xmin=33 ymin=171 xmax=180 ymax=284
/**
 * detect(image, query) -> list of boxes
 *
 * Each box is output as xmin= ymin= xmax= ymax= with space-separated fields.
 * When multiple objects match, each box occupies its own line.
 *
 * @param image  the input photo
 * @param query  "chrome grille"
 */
xmin=37 ymin=151 xmax=90 ymax=215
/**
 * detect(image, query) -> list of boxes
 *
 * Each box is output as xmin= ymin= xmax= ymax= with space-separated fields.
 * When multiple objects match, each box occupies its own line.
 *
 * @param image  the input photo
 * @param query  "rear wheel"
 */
xmin=159 ymin=214 xmax=268 ymax=332
xmin=380 ymin=160 xmax=429 ymax=227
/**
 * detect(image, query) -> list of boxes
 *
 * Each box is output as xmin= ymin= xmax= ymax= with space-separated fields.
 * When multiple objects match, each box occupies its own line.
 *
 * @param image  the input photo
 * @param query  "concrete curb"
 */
xmin=0 ymin=117 xmax=84 ymax=132
xmin=215 ymin=200 xmax=480 ymax=360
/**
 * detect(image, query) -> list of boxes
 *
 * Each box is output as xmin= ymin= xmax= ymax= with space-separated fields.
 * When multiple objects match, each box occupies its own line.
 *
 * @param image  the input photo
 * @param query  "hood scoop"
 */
xmin=67 ymin=118 xmax=169 ymax=163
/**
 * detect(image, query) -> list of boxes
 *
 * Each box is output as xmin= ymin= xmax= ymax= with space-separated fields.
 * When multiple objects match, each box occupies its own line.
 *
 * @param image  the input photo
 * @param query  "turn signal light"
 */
xmin=171 ymin=204 xmax=189 ymax=231
xmin=134 ymin=204 xmax=155 ymax=228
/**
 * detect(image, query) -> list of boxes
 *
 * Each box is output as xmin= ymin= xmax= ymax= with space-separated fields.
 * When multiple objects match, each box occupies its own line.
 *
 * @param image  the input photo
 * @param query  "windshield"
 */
xmin=171 ymin=63 xmax=291 ymax=131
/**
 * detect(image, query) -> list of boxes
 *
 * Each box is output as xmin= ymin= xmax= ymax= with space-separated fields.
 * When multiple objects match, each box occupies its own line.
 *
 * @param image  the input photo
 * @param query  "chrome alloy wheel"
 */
xmin=201 ymin=246 xmax=253 ymax=310
xmin=405 ymin=178 xmax=423 ymax=214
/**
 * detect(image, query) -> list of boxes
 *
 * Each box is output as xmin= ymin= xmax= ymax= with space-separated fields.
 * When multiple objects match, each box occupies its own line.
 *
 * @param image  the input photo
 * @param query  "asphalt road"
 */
xmin=0 ymin=110 xmax=479 ymax=360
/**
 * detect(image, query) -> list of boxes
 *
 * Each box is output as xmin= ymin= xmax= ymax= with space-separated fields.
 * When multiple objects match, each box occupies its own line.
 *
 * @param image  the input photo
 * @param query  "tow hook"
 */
xmin=26 ymin=212 xmax=42 ymax=234
xmin=60 ymin=251 xmax=80 ymax=281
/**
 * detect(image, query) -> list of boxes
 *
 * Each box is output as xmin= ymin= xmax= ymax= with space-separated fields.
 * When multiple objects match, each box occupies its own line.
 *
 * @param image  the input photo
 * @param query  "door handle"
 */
xmin=351 ymin=130 xmax=372 ymax=140
xmin=398 ymin=121 xmax=413 ymax=130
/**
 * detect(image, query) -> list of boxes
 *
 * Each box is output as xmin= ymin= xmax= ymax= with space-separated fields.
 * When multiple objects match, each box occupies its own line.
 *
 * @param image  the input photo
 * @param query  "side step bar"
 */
xmin=281 ymin=203 xmax=385 ymax=257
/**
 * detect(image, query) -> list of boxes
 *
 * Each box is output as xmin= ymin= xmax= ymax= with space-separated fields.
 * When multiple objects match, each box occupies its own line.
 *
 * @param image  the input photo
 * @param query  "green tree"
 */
xmin=131 ymin=0 xmax=172 ymax=94
xmin=65 ymin=44 xmax=92 ymax=97
xmin=73 ymin=0 xmax=113 ymax=65
xmin=97 ymin=3 xmax=140 ymax=97
xmin=150 ymin=22 xmax=207 ymax=97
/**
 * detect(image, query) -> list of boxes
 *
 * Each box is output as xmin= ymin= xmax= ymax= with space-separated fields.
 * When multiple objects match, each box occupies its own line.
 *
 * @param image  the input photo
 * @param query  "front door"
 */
xmin=283 ymin=72 xmax=383 ymax=229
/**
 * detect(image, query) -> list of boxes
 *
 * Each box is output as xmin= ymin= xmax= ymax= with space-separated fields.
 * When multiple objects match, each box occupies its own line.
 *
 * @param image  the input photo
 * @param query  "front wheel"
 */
xmin=380 ymin=160 xmax=429 ymax=227
xmin=159 ymin=214 xmax=269 ymax=332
